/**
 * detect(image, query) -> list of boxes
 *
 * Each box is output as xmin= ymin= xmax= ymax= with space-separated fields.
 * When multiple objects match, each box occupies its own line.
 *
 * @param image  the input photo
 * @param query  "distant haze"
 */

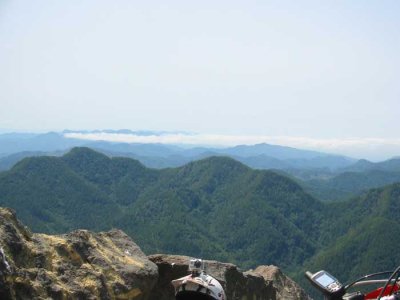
xmin=1 ymin=1 xmax=399 ymax=160
xmin=64 ymin=132 xmax=400 ymax=161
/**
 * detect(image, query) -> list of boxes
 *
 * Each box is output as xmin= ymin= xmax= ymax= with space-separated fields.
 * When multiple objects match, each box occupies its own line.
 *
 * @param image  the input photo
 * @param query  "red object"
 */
xmin=364 ymin=284 xmax=399 ymax=299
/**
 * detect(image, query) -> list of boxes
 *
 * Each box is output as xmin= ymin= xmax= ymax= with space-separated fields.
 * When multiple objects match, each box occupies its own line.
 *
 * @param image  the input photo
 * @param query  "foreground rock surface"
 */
xmin=0 ymin=207 xmax=158 ymax=300
xmin=0 ymin=207 xmax=310 ymax=300
xmin=148 ymin=254 xmax=310 ymax=300
xmin=253 ymin=265 xmax=312 ymax=300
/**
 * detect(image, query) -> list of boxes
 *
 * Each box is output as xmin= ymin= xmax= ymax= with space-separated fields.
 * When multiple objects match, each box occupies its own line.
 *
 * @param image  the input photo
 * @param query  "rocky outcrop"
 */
xmin=0 ymin=207 xmax=310 ymax=299
xmin=253 ymin=265 xmax=312 ymax=300
xmin=148 ymin=254 xmax=309 ymax=300
xmin=0 ymin=207 xmax=158 ymax=300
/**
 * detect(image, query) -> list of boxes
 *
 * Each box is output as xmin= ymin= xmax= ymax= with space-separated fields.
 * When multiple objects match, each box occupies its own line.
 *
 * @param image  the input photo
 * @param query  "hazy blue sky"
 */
xmin=1 ymin=1 xmax=399 ymax=159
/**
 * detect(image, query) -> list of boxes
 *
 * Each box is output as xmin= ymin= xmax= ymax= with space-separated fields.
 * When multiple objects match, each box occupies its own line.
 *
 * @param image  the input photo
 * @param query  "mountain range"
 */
xmin=0 ymin=147 xmax=399 ymax=295
xmin=0 ymin=148 xmax=321 ymax=269
xmin=0 ymin=131 xmax=356 ymax=171
xmin=5 ymin=131 xmax=400 ymax=203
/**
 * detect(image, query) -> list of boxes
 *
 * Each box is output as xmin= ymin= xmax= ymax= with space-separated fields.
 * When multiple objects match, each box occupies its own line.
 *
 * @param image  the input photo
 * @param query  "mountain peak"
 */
xmin=182 ymin=155 xmax=250 ymax=175
xmin=62 ymin=147 xmax=110 ymax=162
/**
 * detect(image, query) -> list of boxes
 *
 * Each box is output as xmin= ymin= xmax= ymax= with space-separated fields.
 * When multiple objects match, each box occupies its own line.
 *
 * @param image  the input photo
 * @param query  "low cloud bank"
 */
xmin=64 ymin=132 xmax=400 ymax=161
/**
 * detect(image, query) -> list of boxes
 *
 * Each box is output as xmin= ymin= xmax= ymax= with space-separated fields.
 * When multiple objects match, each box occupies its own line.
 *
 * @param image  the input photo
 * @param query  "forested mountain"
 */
xmin=302 ymin=170 xmax=400 ymax=201
xmin=0 ymin=147 xmax=399 ymax=295
xmin=2 ymin=148 xmax=399 ymax=205
xmin=0 ymin=153 xmax=120 ymax=233
xmin=0 ymin=151 xmax=47 ymax=171
xmin=10 ymin=131 xmax=400 ymax=204
xmin=0 ymin=147 xmax=323 ymax=270
xmin=343 ymin=158 xmax=400 ymax=173
xmin=297 ymin=183 xmax=400 ymax=291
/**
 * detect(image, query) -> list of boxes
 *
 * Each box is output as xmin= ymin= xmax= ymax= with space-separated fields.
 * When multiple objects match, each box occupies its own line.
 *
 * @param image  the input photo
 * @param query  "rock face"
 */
xmin=0 ymin=207 xmax=158 ymax=300
xmin=253 ymin=265 xmax=312 ymax=300
xmin=148 ymin=254 xmax=309 ymax=300
xmin=0 ymin=207 xmax=310 ymax=300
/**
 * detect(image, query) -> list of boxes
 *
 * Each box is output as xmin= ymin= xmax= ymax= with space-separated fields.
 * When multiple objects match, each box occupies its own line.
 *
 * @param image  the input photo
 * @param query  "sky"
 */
xmin=1 ymin=1 xmax=399 ymax=160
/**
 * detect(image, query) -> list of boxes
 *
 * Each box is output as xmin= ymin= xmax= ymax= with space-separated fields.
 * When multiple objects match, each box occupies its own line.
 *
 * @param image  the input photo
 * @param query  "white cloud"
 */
xmin=64 ymin=132 xmax=400 ymax=161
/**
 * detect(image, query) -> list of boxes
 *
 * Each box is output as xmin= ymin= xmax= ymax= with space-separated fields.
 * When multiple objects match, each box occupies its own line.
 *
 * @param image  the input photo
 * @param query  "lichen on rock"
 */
xmin=0 ymin=207 xmax=158 ymax=300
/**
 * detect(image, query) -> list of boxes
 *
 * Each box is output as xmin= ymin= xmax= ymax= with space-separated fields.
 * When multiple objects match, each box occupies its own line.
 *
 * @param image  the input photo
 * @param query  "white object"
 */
xmin=172 ymin=272 xmax=226 ymax=300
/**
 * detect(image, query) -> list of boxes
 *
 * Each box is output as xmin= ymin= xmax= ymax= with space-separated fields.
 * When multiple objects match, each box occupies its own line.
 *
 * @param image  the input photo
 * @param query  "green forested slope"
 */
xmin=304 ymin=170 xmax=400 ymax=201
xmin=305 ymin=183 xmax=400 ymax=279
xmin=0 ymin=154 xmax=120 ymax=232
xmin=0 ymin=147 xmax=400 ymax=288
xmin=115 ymin=156 xmax=323 ymax=268
xmin=0 ymin=148 xmax=323 ymax=270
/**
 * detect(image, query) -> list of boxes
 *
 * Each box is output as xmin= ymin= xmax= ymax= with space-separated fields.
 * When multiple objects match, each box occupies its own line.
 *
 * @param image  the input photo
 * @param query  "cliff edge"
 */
xmin=0 ymin=207 xmax=310 ymax=300
xmin=0 ymin=207 xmax=158 ymax=299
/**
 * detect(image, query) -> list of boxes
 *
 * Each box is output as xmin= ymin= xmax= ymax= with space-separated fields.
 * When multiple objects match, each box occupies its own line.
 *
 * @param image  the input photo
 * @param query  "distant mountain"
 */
xmin=0 ymin=132 xmax=356 ymax=171
xmin=278 ymin=157 xmax=400 ymax=202
xmin=344 ymin=158 xmax=400 ymax=173
xmin=223 ymin=143 xmax=329 ymax=160
xmin=287 ymin=155 xmax=355 ymax=170
xmin=85 ymin=141 xmax=181 ymax=158
xmin=206 ymin=143 xmax=355 ymax=170
xmin=0 ymin=151 xmax=46 ymax=171
xmin=0 ymin=132 xmax=37 ymax=140
xmin=62 ymin=129 xmax=183 ymax=136
xmin=343 ymin=159 xmax=375 ymax=172
xmin=0 ymin=132 xmax=86 ymax=155
xmin=234 ymin=154 xmax=292 ymax=170
xmin=2 ymin=132 xmax=399 ymax=207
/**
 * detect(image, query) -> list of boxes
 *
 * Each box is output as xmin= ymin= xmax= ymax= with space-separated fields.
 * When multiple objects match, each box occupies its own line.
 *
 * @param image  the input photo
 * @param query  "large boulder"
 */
xmin=253 ymin=265 xmax=312 ymax=300
xmin=148 ymin=254 xmax=276 ymax=300
xmin=0 ymin=207 xmax=158 ymax=300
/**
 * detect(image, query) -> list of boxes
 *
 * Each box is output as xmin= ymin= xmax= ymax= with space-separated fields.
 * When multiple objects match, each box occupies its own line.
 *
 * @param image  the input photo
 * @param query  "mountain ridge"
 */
xmin=0 ymin=147 xmax=323 ymax=270
xmin=0 ymin=147 xmax=399 ymax=296
xmin=0 ymin=132 xmax=356 ymax=171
